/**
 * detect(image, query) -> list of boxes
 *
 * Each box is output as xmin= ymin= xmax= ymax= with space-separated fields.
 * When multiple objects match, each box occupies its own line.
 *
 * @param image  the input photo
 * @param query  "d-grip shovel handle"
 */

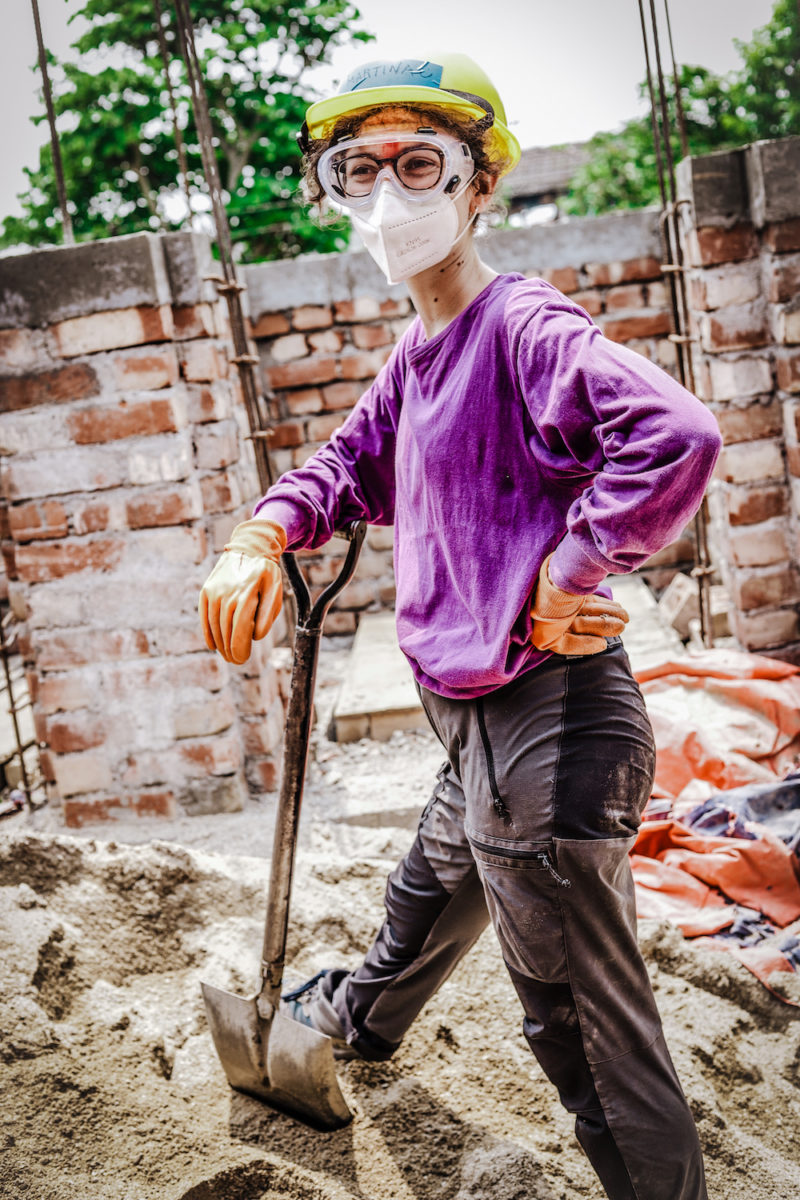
xmin=259 ymin=520 xmax=367 ymax=1011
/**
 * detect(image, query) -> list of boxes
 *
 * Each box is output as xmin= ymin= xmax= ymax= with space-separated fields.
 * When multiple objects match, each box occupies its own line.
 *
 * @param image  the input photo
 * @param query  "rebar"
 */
xmin=0 ymin=611 xmax=33 ymax=809
xmin=152 ymin=0 xmax=192 ymax=221
xmin=30 ymin=0 xmax=73 ymax=244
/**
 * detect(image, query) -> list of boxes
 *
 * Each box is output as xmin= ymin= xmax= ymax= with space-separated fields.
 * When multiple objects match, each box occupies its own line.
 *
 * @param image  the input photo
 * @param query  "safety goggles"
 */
xmin=317 ymin=129 xmax=475 ymax=209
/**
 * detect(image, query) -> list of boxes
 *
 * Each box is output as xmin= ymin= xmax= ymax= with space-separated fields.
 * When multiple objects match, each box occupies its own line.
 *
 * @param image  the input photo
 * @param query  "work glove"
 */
xmin=530 ymin=553 xmax=629 ymax=656
xmin=198 ymin=518 xmax=287 ymax=665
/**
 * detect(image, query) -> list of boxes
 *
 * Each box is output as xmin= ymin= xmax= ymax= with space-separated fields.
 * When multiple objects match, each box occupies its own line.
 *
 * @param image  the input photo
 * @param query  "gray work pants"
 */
xmin=323 ymin=643 xmax=707 ymax=1200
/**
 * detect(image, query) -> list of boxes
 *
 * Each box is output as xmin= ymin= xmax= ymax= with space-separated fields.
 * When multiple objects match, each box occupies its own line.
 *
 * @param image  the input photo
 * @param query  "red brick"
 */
xmin=45 ymin=711 xmax=106 ymax=754
xmin=292 ymin=305 xmax=333 ymax=331
xmin=0 ymin=328 xmax=39 ymax=371
xmin=602 ymin=312 xmax=671 ymax=343
xmin=265 ymin=357 xmax=339 ymax=389
xmin=178 ymin=732 xmax=242 ymax=775
xmin=1 ymin=542 xmax=17 ymax=581
xmin=778 ymin=351 xmax=800 ymax=394
xmin=131 ymin=790 xmax=178 ymax=818
xmin=37 ymin=674 xmax=93 ymax=715
xmin=307 ymin=412 xmax=344 ymax=442
xmin=271 ymin=333 xmax=309 ymax=362
xmin=586 ymin=257 xmax=663 ymax=286
xmin=334 ymin=298 xmax=381 ymax=323
xmin=734 ymin=566 xmax=798 ymax=611
xmin=285 ymin=387 xmax=324 ymax=416
xmin=63 ymin=797 xmax=124 ymax=829
xmin=71 ymin=499 xmax=112 ymax=535
xmin=193 ymin=422 xmax=240 ymax=470
xmin=67 ymin=397 xmax=179 ymax=444
xmin=126 ymin=485 xmax=200 ymax=529
xmin=379 ymin=297 xmax=411 ymax=318
xmin=351 ymin=324 xmax=393 ymax=350
xmin=15 ymin=536 xmax=125 ymax=583
xmin=8 ymin=500 xmax=68 ymax=543
xmin=727 ymin=484 xmax=789 ymax=526
xmin=714 ymin=402 xmax=782 ymax=445
xmin=0 ymin=363 xmax=99 ymax=412
xmin=340 ymin=348 xmax=392 ymax=380
xmin=539 ymin=266 xmax=579 ymax=293
xmin=764 ymin=219 xmax=800 ymax=254
xmin=250 ymin=312 xmax=291 ymax=338
xmin=33 ymin=628 xmax=150 ymax=670
xmin=605 ymin=284 xmax=646 ymax=311
xmin=323 ymin=610 xmax=357 ymax=635
xmin=321 ymin=381 xmax=361 ymax=410
xmin=308 ymin=329 xmax=344 ymax=354
xmin=52 ymin=305 xmax=173 ymax=358
xmin=246 ymin=757 xmax=279 ymax=792
xmin=701 ymin=303 xmax=769 ymax=353
xmin=181 ymin=341 xmax=228 ymax=382
xmin=571 ymin=290 xmax=603 ymax=317
xmin=200 ymin=471 xmax=242 ymax=513
xmin=268 ymin=420 xmax=304 ymax=449
xmin=112 ymin=348 xmax=179 ymax=391
xmin=292 ymin=443 xmax=323 ymax=468
xmin=184 ymin=383 xmax=231 ymax=424
xmin=172 ymin=304 xmax=217 ymax=340
xmin=768 ymin=255 xmax=800 ymax=304
xmin=786 ymin=445 xmax=800 ymax=476
xmin=690 ymin=224 xmax=759 ymax=268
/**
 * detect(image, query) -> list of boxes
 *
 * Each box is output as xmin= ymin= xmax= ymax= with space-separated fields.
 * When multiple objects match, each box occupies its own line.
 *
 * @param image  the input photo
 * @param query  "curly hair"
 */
xmin=301 ymin=103 xmax=511 ymax=209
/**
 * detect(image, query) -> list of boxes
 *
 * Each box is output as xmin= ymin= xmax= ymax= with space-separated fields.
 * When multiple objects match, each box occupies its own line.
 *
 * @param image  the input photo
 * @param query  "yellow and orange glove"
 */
xmin=198 ymin=518 xmax=287 ymax=664
xmin=530 ymin=553 xmax=629 ymax=656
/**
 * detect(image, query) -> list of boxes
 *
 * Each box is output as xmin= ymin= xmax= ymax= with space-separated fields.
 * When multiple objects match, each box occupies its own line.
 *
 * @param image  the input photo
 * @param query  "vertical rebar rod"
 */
xmin=152 ymin=0 xmax=192 ymax=221
xmin=648 ymin=0 xmax=677 ymax=206
xmin=637 ymin=0 xmax=669 ymax=210
xmin=663 ymin=0 xmax=689 ymax=159
xmin=30 ymin=0 xmax=73 ymax=244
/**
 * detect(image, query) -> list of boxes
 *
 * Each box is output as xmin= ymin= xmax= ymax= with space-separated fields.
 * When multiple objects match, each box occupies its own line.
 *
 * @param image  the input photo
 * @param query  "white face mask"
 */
xmin=350 ymin=181 xmax=474 ymax=285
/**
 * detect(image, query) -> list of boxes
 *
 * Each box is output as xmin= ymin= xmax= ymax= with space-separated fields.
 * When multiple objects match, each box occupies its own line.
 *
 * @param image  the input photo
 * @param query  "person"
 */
xmin=199 ymin=52 xmax=721 ymax=1200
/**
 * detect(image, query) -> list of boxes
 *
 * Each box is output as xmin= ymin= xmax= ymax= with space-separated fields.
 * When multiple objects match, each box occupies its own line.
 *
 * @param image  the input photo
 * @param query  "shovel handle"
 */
xmin=260 ymin=520 xmax=367 ymax=1007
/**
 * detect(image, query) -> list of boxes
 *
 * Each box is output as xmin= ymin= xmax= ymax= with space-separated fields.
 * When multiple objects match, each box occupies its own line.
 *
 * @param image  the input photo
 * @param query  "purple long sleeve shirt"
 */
xmin=255 ymin=274 xmax=721 ymax=699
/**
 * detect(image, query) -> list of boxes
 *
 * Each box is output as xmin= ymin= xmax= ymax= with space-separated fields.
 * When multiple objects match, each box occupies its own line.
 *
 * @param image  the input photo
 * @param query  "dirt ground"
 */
xmin=2 ymin=643 xmax=800 ymax=1200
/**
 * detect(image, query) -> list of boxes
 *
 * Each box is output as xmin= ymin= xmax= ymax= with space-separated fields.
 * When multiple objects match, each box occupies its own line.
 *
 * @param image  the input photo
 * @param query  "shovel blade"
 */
xmin=201 ymin=981 xmax=352 ymax=1131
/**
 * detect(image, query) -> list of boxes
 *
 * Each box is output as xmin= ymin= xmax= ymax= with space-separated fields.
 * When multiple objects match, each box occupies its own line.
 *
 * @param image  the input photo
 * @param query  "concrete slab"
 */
xmin=331 ymin=612 xmax=425 ymax=743
xmin=331 ymin=575 xmax=683 ymax=742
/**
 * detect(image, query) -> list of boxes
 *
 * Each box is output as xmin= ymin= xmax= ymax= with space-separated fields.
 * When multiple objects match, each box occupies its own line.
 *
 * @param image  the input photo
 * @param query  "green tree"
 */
xmin=2 ymin=1 xmax=372 ymax=260
xmin=563 ymin=0 xmax=799 ymax=217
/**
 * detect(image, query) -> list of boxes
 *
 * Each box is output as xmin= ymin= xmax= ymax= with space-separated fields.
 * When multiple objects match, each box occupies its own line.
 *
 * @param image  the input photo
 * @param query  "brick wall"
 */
xmin=245 ymin=208 xmax=685 ymax=623
xmin=0 ymin=231 xmax=286 ymax=825
xmin=678 ymin=137 xmax=800 ymax=652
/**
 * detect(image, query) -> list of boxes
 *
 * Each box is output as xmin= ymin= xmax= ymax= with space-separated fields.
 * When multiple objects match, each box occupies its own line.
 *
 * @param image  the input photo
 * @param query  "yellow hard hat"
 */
xmin=303 ymin=53 xmax=521 ymax=174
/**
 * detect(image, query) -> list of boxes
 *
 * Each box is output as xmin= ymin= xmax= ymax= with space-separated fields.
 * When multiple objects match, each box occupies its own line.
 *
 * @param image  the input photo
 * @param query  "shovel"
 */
xmin=202 ymin=520 xmax=367 ymax=1130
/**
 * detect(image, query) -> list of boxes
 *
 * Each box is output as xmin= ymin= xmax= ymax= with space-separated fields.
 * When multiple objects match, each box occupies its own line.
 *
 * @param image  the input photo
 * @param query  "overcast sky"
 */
xmin=1 ymin=0 xmax=776 ymax=224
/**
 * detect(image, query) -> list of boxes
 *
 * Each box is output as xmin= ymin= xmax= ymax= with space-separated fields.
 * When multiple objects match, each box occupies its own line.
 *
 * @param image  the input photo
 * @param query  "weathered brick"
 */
xmin=540 ymin=266 xmax=579 ymax=293
xmin=131 ymin=790 xmax=178 ymax=818
xmin=775 ymin=307 xmax=800 ymax=346
xmin=786 ymin=446 xmax=800 ymax=476
xmin=67 ymin=397 xmax=179 ymax=444
xmin=701 ymin=355 xmax=772 ymax=402
xmin=340 ymin=348 xmax=392 ymax=380
xmin=732 ymin=565 xmax=799 ymax=611
xmin=268 ymin=420 xmax=304 ymax=449
xmin=193 ymin=421 xmax=240 ymax=470
xmin=15 ymin=535 xmax=126 ymax=583
xmin=729 ymin=520 xmax=790 ymax=567
xmin=184 ymin=382 xmax=232 ymax=424
xmin=602 ymin=312 xmax=671 ymax=343
xmin=719 ymin=438 xmax=784 ymax=484
xmin=180 ymin=340 xmax=228 ymax=382
xmin=0 ymin=328 xmax=39 ymax=371
xmin=45 ymin=710 xmax=107 ymax=754
xmin=730 ymin=606 xmax=800 ymax=650
xmin=768 ymin=254 xmax=800 ymax=304
xmin=308 ymin=329 xmax=344 ymax=354
xmin=586 ymin=257 xmax=662 ymax=286
xmin=700 ymin=301 xmax=769 ymax=353
xmin=321 ymin=381 xmax=361 ymax=411
xmin=366 ymin=524 xmax=394 ymax=552
xmin=112 ymin=347 xmax=179 ymax=391
xmin=178 ymin=731 xmax=243 ymax=776
xmin=291 ymin=443 xmax=323 ymax=468
xmin=37 ymin=674 xmax=93 ymax=715
xmin=285 ymin=387 xmax=324 ymax=416
xmin=323 ymin=610 xmax=357 ymax=635
xmin=174 ymin=694 xmax=236 ymax=739
xmin=265 ymin=357 xmax=339 ymax=389
xmin=52 ymin=305 xmax=174 ymax=358
xmin=0 ymin=363 xmax=100 ymax=412
xmin=306 ymin=412 xmax=343 ymax=442
xmin=71 ymin=498 xmax=114 ymax=535
xmin=126 ymin=483 xmax=202 ymax=528
xmin=605 ymin=284 xmax=646 ymax=312
xmin=63 ymin=796 xmax=124 ymax=828
xmin=689 ymin=259 xmax=762 ymax=312
xmin=292 ymin=305 xmax=333 ymax=331
xmin=351 ymin=324 xmax=393 ymax=350
xmin=250 ymin=312 xmax=291 ymax=339
xmin=200 ymin=470 xmax=243 ymax=513
xmin=172 ymin=304 xmax=217 ymax=340
xmin=379 ymin=297 xmax=411 ymax=318
xmin=334 ymin=297 xmax=382 ymax=323
xmin=777 ymin=350 xmax=800 ymax=394
xmin=33 ymin=627 xmax=150 ymax=670
xmin=714 ymin=401 xmax=782 ymax=445
xmin=726 ymin=483 xmax=789 ymax=526
xmin=53 ymin=749 xmax=113 ymax=797
xmin=246 ymin=757 xmax=279 ymax=792
xmin=763 ymin=219 xmax=800 ymax=254
xmin=8 ymin=500 xmax=68 ymax=542
xmin=570 ymin=290 xmax=603 ymax=317
xmin=270 ymin=333 xmax=308 ymax=363
xmin=688 ymin=224 xmax=759 ymax=268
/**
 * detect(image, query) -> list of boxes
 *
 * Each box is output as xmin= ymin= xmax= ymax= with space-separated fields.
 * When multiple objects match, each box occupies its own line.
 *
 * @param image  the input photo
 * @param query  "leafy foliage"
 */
xmin=2 ymin=0 xmax=372 ymax=260
xmin=563 ymin=0 xmax=800 ymax=216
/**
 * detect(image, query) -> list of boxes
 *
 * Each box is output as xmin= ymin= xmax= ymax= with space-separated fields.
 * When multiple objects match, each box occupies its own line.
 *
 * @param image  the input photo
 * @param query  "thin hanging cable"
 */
xmin=152 ymin=0 xmax=192 ymax=222
xmin=30 ymin=0 xmax=73 ymax=244
xmin=172 ymin=0 xmax=275 ymax=493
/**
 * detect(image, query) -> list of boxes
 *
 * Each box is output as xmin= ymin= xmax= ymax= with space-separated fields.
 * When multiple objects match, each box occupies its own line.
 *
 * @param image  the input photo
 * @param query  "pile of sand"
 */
xmin=2 ymin=715 xmax=800 ymax=1200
